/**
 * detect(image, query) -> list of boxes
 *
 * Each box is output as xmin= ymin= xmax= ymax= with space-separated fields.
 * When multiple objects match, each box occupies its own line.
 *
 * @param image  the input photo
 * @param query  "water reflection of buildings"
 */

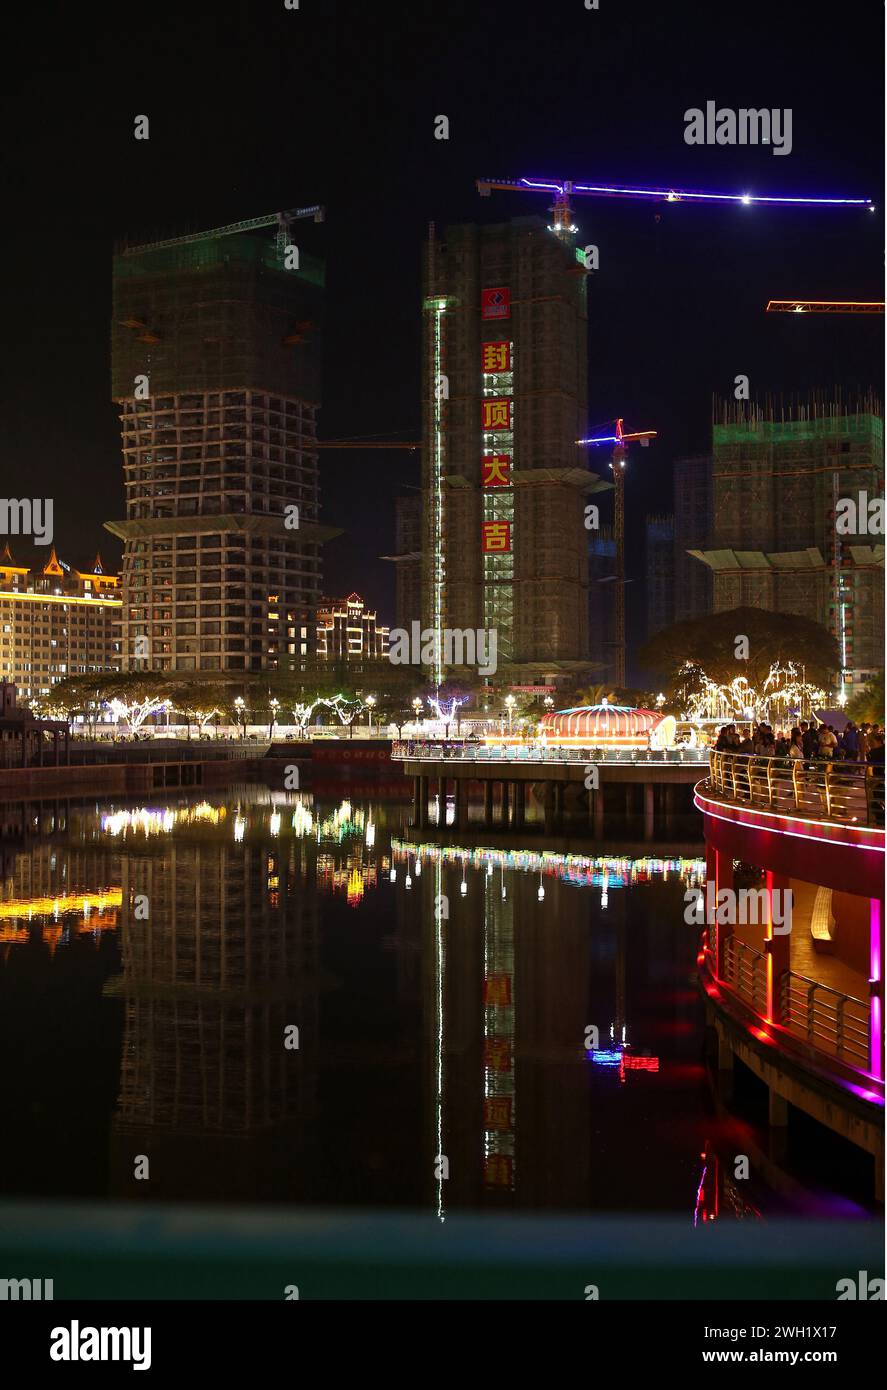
xmin=393 ymin=840 xmax=706 ymax=1214
xmin=0 ymin=802 xmax=121 ymax=950
xmin=103 ymin=798 xmax=320 ymax=1201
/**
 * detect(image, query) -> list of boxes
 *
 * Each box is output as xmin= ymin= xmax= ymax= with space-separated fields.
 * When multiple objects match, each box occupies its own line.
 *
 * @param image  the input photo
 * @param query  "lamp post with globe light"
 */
xmin=366 ymin=694 xmax=376 ymax=733
xmin=504 ymin=694 xmax=515 ymax=735
xmin=234 ymin=696 xmax=247 ymax=740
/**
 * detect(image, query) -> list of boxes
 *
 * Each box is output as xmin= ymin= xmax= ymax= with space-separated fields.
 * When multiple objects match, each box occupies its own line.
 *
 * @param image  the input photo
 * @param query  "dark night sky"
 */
xmin=2 ymin=0 xmax=883 ymax=645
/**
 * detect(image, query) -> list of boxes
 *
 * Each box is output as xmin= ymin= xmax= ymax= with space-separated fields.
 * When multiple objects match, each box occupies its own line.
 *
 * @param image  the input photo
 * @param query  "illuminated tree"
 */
xmin=639 ymin=607 xmax=839 ymax=693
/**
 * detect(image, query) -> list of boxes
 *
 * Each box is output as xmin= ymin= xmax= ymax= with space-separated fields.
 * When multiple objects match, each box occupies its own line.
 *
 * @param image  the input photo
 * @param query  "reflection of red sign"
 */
xmin=481 ymin=398 xmax=512 ymax=431
xmin=481 ymin=287 xmax=510 ymax=320
xmin=484 ymin=973 xmax=512 ymax=1005
xmin=482 ymin=455 xmax=511 ymax=488
xmin=482 ymin=521 xmax=511 ymax=554
xmin=481 ymin=340 xmax=511 ymax=372
xmin=484 ymin=1038 xmax=512 ymax=1071
xmin=621 ymin=1055 xmax=659 ymax=1072
xmin=484 ymin=1154 xmax=514 ymax=1187
xmin=484 ymin=1097 xmax=513 ymax=1131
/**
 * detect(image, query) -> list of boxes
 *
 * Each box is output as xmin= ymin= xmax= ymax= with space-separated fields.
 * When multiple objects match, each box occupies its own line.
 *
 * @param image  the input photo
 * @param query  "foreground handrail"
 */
xmin=706 ymin=750 xmax=881 ymax=828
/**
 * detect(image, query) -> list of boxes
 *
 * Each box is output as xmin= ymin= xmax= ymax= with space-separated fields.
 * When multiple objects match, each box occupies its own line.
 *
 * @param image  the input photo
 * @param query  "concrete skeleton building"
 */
xmin=421 ymin=216 xmax=610 ymax=686
xmin=0 ymin=544 xmax=121 ymax=699
xmin=690 ymin=399 xmax=884 ymax=694
xmin=106 ymin=214 xmax=338 ymax=675
xmin=382 ymin=493 xmax=422 ymax=633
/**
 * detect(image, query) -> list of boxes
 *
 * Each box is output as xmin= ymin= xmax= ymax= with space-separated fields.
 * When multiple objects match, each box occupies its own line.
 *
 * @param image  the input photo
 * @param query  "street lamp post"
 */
xmin=366 ymin=694 xmax=376 ymax=734
xmin=269 ymin=697 xmax=280 ymax=740
xmin=234 ymin=696 xmax=247 ymax=740
xmin=504 ymin=694 xmax=515 ymax=735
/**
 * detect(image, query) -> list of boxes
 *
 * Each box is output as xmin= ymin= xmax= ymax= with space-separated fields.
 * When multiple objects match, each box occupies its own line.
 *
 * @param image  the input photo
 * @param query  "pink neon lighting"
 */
xmin=693 ymin=790 xmax=886 ymax=851
xmin=871 ymin=899 xmax=883 ymax=1083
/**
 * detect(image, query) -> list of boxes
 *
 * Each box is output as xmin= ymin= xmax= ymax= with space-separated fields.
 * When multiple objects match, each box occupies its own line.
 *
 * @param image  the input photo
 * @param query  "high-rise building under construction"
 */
xmin=421 ymin=217 xmax=608 ymax=685
xmin=690 ymin=397 xmax=884 ymax=694
xmin=106 ymin=214 xmax=336 ymax=673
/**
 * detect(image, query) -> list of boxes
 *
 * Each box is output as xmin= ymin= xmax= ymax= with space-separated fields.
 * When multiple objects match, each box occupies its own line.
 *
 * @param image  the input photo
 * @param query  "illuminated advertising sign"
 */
xmin=481 ymin=287 xmax=510 ymax=320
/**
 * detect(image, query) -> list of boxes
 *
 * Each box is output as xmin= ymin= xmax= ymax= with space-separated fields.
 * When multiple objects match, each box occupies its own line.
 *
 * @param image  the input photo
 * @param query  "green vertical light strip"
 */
xmin=426 ymin=297 xmax=448 ymax=688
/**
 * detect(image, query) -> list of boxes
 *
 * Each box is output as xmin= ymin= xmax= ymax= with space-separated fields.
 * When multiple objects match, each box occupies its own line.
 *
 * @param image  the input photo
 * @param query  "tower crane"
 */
xmin=766 ymin=299 xmax=884 ymax=314
xmin=477 ymin=176 xmax=873 ymax=240
xmin=121 ymin=205 xmax=325 ymax=260
xmin=578 ymin=418 xmax=657 ymax=687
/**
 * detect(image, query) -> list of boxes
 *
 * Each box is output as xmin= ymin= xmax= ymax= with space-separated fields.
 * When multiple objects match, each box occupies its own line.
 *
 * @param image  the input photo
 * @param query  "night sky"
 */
xmin=2 ymin=0 xmax=883 ymax=644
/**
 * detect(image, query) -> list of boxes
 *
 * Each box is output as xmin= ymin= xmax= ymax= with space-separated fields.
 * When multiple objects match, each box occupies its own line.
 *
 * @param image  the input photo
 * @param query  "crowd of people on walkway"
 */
xmin=714 ymin=716 xmax=884 ymax=825
xmin=714 ymin=718 xmax=884 ymax=765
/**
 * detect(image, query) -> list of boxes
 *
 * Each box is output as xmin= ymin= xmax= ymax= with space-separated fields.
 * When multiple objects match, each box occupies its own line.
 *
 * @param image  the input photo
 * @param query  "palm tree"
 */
xmin=571 ymin=683 xmax=613 ymax=708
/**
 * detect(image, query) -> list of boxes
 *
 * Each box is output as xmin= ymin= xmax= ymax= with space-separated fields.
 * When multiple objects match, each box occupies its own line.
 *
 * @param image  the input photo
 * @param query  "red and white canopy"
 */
xmin=538 ymin=702 xmax=663 ymax=747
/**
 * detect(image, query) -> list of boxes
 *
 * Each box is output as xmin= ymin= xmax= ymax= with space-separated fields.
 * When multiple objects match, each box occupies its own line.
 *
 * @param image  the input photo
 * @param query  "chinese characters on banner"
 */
xmin=480 ymin=302 xmax=513 ymax=562
xmin=481 ymin=287 xmax=510 ymax=320
xmin=481 ymin=340 xmax=511 ymax=373
xmin=482 ymin=521 xmax=511 ymax=553
xmin=481 ymin=398 xmax=512 ymax=431
xmin=482 ymin=455 xmax=510 ymax=487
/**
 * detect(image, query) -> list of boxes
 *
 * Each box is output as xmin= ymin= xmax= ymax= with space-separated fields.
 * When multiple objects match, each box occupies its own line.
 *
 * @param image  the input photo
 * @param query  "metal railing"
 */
xmin=780 ymin=970 xmax=870 ymax=1069
xmin=707 ymin=750 xmax=882 ymax=828
xmin=392 ymin=741 xmax=709 ymax=766
xmin=723 ymin=936 xmax=768 ymax=1014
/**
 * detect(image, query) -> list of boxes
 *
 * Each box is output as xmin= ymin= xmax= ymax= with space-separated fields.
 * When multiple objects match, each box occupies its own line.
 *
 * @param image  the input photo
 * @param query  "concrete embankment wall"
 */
xmin=0 ymin=758 xmax=264 ymax=799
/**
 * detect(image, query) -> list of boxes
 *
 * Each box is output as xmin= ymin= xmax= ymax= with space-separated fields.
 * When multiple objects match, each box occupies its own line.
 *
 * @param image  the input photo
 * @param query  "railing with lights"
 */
xmin=706 ymin=751 xmax=881 ymax=828
xmin=722 ymin=936 xmax=768 ymax=1015
xmin=780 ymin=971 xmax=870 ymax=1071
xmin=391 ymin=741 xmax=709 ymax=765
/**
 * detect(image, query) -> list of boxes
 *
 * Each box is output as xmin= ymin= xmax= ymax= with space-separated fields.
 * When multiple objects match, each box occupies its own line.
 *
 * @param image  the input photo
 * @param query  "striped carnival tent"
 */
xmin=538 ymin=701 xmax=664 ymax=748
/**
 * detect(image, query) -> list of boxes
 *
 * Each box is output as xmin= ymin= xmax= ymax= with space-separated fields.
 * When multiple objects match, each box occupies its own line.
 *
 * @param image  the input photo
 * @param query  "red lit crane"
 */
xmin=765 ymin=299 xmax=884 ymax=314
xmin=578 ymin=419 xmax=657 ymax=687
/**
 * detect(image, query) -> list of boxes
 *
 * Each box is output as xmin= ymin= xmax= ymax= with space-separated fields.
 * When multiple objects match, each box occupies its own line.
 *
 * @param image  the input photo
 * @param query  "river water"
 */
xmin=0 ymin=787 xmax=874 ymax=1219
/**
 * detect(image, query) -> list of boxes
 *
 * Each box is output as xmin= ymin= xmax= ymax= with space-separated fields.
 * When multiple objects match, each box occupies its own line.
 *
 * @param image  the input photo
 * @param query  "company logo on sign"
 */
xmin=481 ymin=287 xmax=510 ymax=320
